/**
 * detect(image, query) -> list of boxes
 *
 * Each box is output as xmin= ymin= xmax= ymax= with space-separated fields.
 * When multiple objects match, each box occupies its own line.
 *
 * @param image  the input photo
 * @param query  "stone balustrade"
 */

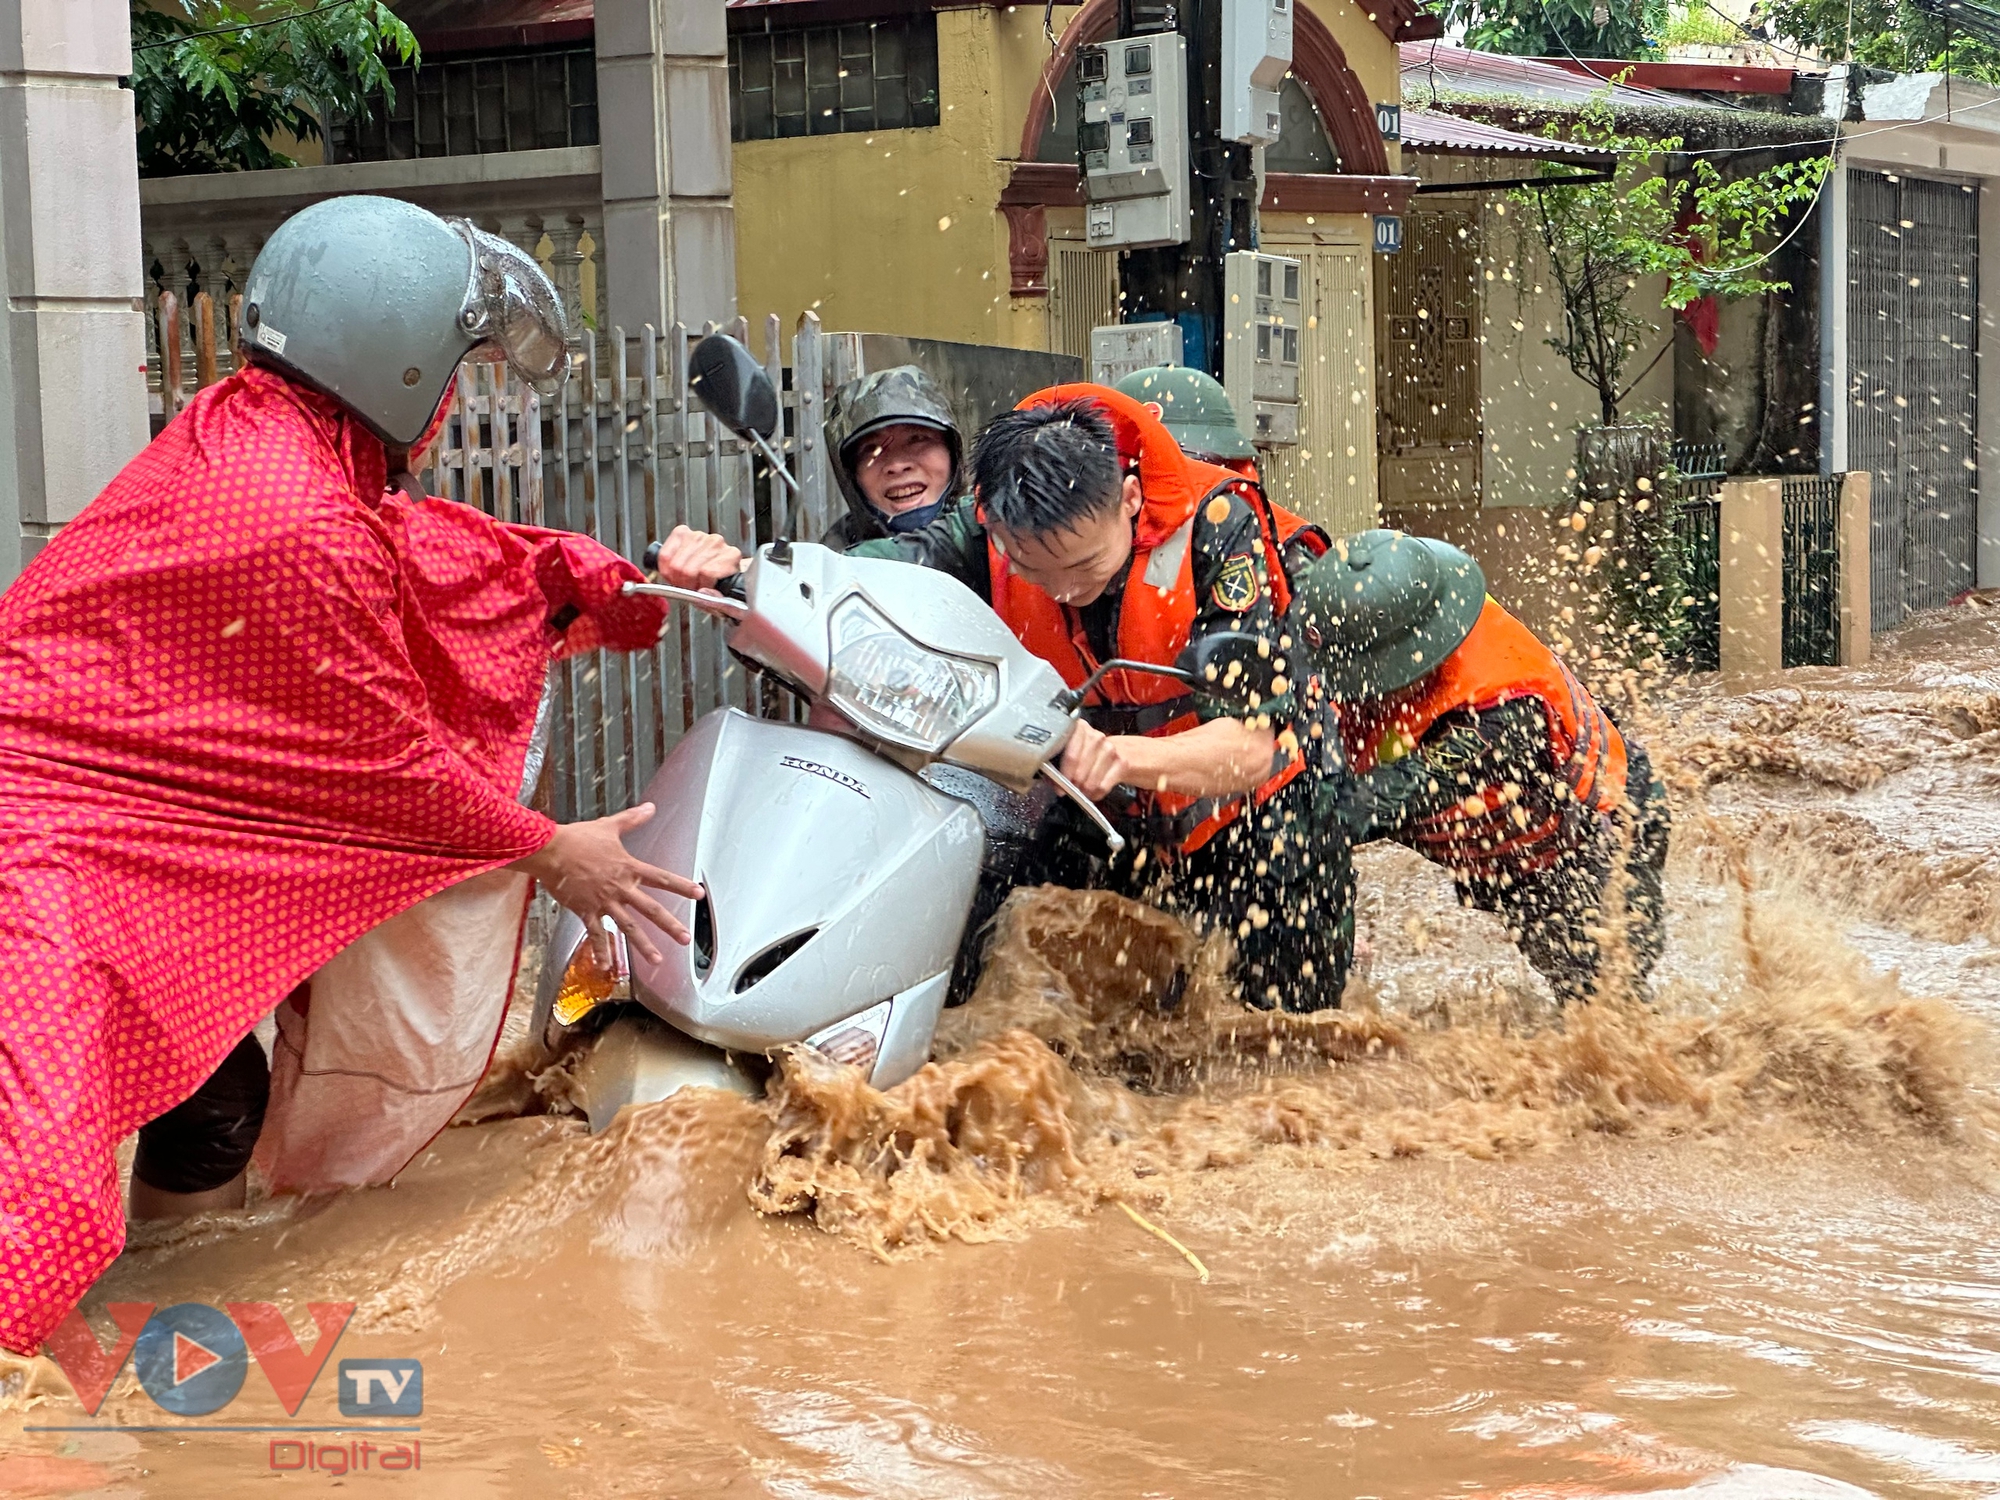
xmin=139 ymin=146 xmax=607 ymax=415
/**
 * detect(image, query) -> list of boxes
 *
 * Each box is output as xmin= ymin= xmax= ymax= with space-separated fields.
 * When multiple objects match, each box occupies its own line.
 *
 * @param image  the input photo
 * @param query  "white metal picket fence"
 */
xmin=419 ymin=313 xmax=860 ymax=823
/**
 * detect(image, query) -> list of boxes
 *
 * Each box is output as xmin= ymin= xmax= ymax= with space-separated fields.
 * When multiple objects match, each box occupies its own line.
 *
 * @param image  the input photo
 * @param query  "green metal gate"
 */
xmin=1781 ymin=475 xmax=1841 ymax=667
xmin=1671 ymin=441 xmax=1724 ymax=672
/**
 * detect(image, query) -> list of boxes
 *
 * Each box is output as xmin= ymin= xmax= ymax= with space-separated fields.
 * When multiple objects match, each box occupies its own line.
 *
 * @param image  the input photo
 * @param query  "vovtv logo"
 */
xmin=339 ymin=1359 xmax=423 ymax=1417
xmin=44 ymin=1301 xmax=421 ymax=1422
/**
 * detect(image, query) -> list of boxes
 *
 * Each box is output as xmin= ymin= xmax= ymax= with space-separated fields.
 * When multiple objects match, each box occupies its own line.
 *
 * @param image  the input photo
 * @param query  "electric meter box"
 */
xmin=1090 ymin=322 xmax=1185 ymax=386
xmin=1221 ymin=0 xmax=1293 ymax=147
xmin=1078 ymin=33 xmax=1191 ymax=250
xmin=1221 ymin=250 xmax=1303 ymax=448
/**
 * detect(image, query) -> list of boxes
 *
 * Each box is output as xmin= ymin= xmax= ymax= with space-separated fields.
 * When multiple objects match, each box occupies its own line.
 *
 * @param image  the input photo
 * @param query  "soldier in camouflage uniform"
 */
xmin=819 ymin=365 xmax=966 ymax=551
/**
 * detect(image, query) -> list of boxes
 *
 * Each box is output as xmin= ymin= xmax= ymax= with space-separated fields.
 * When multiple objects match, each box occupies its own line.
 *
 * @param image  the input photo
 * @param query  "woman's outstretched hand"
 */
xmin=513 ymin=803 xmax=701 ymax=965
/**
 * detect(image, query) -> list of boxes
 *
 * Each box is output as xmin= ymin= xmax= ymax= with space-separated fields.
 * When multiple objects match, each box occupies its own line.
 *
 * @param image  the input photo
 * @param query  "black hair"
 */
xmin=970 ymin=400 xmax=1124 ymax=537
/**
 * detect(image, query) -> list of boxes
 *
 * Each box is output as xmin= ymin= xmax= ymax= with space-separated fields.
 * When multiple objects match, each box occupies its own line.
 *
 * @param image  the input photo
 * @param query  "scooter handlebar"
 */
xmin=638 ymin=542 xmax=747 ymax=602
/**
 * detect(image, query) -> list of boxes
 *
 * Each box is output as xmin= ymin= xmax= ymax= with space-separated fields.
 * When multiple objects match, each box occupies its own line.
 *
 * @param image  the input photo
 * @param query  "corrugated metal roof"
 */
xmin=392 ymin=0 xmax=592 ymax=29
xmin=1401 ymin=106 xmax=1614 ymax=159
xmin=1399 ymin=41 xmax=1728 ymax=110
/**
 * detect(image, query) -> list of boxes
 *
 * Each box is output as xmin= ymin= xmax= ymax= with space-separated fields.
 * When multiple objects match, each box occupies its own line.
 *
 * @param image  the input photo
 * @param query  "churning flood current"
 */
xmin=7 ymin=606 xmax=2000 ymax=1498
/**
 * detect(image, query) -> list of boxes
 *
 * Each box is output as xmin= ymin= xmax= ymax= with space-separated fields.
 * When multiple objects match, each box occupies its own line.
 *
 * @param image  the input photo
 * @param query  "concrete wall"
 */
xmin=1378 ymin=165 xmax=1673 ymax=638
xmin=0 ymin=0 xmax=150 ymax=577
xmin=1474 ymin=194 xmax=1675 ymax=509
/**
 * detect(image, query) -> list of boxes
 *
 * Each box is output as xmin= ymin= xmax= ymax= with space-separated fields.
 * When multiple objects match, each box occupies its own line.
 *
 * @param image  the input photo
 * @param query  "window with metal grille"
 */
xmin=327 ymin=47 xmax=599 ymax=163
xmin=728 ymin=16 xmax=940 ymax=141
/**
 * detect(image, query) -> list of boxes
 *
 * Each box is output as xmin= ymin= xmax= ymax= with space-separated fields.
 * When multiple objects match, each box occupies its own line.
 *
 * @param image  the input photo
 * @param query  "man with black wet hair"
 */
xmin=849 ymin=384 xmax=1351 ymax=1012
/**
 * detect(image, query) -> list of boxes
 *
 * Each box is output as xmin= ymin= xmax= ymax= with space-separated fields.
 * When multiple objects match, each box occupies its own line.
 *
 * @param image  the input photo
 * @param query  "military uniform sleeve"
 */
xmin=1186 ymin=491 xmax=1296 ymax=725
xmin=1358 ymin=697 xmax=1552 ymax=840
xmin=845 ymin=495 xmax=991 ymax=602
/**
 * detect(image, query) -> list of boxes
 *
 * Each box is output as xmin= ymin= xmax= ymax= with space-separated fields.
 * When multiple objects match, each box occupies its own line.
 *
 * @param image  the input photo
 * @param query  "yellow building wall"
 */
xmin=733 ymin=0 xmax=1403 ymax=352
xmin=1298 ymin=0 xmax=1401 ymax=157
xmin=735 ymin=8 xmax=1030 ymax=346
xmin=1262 ymin=212 xmax=1382 ymax=534
xmin=1473 ymin=197 xmax=1673 ymax=511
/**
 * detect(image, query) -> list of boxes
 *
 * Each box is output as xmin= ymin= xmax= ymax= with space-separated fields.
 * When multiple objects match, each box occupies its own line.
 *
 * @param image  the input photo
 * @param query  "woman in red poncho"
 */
xmin=0 ymin=196 xmax=731 ymax=1353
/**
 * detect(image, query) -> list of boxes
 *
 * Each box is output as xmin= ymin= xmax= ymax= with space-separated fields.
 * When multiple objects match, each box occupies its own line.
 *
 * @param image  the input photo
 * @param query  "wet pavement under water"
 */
xmin=6 ymin=605 xmax=2000 ymax=1498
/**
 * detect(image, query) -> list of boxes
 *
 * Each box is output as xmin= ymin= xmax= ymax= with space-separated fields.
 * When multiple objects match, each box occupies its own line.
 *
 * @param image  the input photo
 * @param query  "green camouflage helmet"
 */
xmin=1290 ymin=529 xmax=1488 ymax=699
xmin=1113 ymin=365 xmax=1254 ymax=462
xmin=822 ymin=365 xmax=963 ymax=538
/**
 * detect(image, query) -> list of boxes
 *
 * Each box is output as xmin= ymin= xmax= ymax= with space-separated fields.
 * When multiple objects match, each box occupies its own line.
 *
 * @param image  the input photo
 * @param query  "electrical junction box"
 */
xmin=1221 ymin=250 xmax=1302 ymax=447
xmin=1221 ymin=0 xmax=1292 ymax=147
xmin=1079 ymin=33 xmax=1190 ymax=250
xmin=1090 ymin=322 xmax=1185 ymax=386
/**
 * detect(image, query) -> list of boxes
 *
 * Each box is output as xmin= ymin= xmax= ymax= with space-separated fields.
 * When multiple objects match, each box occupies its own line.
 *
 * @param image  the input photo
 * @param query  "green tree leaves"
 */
xmin=1515 ymin=95 xmax=1830 ymax=423
xmin=1436 ymin=0 xmax=1670 ymax=59
xmin=129 ymin=0 xmax=417 ymax=176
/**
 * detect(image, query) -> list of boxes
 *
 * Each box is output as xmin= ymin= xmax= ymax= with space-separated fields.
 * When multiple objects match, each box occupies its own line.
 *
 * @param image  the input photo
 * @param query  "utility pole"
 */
xmin=1120 ymin=0 xmax=1258 ymax=379
xmin=1095 ymin=0 xmax=1269 ymax=377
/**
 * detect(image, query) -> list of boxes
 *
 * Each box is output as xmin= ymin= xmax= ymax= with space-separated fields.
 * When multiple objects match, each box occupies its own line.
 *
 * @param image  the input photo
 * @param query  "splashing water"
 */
xmin=7 ymin=606 xmax=2000 ymax=1498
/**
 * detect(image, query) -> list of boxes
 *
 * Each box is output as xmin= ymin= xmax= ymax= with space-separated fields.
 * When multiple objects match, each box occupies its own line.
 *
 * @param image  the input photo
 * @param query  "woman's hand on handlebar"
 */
xmin=652 ymin=526 xmax=745 ymax=593
xmin=512 ymin=804 xmax=702 ymax=966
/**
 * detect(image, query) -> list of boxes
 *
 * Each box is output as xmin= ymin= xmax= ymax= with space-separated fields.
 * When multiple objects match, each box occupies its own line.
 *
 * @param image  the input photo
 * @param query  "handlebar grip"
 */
xmin=642 ymin=540 xmax=663 ymax=574
xmin=715 ymin=571 xmax=748 ymax=602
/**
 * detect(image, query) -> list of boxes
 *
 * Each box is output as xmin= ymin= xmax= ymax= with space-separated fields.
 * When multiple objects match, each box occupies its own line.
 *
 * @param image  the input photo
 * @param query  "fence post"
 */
xmin=1837 ymin=469 xmax=1872 ymax=667
xmin=1719 ymin=476 xmax=1784 ymax=679
xmin=192 ymin=293 xmax=218 ymax=389
xmin=793 ymin=311 xmax=828 ymax=542
xmin=762 ymin=311 xmax=786 ymax=542
xmin=156 ymin=292 xmax=183 ymax=421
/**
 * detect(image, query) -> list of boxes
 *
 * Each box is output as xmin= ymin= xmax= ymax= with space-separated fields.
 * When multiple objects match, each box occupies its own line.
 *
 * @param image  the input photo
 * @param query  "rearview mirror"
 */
xmin=687 ymin=333 xmax=778 ymax=440
xmin=1175 ymin=632 xmax=1281 ymax=707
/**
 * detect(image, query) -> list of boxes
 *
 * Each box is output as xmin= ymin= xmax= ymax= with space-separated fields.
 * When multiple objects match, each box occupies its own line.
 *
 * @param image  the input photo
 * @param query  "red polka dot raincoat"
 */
xmin=0 ymin=367 xmax=665 ymax=1353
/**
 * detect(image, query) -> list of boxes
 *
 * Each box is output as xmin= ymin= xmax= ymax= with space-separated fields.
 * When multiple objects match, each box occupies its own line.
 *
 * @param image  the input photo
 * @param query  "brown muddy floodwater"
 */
xmin=7 ymin=605 xmax=2000 ymax=1499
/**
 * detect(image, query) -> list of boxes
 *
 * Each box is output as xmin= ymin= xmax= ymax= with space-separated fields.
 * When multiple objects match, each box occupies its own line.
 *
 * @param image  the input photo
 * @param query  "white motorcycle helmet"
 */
xmin=239 ymin=194 xmax=569 ymax=446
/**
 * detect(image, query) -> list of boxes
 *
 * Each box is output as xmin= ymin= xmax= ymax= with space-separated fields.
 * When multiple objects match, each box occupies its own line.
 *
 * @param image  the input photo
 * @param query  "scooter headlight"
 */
xmin=551 ymin=930 xmax=630 ymax=1027
xmin=825 ymin=596 xmax=998 ymax=753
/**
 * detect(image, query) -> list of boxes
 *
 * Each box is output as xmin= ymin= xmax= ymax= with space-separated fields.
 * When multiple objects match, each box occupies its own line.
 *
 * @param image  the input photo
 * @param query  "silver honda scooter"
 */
xmin=532 ymin=335 xmax=1268 ymax=1130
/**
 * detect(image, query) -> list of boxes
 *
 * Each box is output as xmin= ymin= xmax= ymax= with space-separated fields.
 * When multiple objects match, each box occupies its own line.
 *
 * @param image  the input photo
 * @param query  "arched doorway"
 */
xmin=1000 ymin=0 xmax=1408 ymax=313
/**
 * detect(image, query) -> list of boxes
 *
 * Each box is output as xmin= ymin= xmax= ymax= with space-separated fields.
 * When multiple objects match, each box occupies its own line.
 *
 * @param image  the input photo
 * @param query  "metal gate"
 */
xmin=1048 ymin=239 xmax=1118 ymax=361
xmin=1781 ymin=474 xmax=1841 ymax=667
xmin=1847 ymin=169 xmax=1979 ymax=628
xmin=1671 ymin=441 xmax=1725 ymax=672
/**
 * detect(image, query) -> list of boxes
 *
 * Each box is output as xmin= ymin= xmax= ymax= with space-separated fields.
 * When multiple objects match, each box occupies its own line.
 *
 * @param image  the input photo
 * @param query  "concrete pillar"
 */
xmin=1977 ymin=168 xmax=2000 ymax=588
xmin=1838 ymin=468 xmax=1872 ymax=666
xmin=1818 ymin=157 xmax=1849 ymax=478
xmin=595 ymin=0 xmax=735 ymax=336
xmin=1719 ymin=476 xmax=1784 ymax=679
xmin=0 ymin=0 xmax=150 ymax=578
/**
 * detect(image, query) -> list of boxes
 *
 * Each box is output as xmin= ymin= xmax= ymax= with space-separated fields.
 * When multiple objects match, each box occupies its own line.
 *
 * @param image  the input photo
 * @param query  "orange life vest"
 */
xmin=1340 ymin=598 xmax=1628 ymax=875
xmin=984 ymin=383 xmax=1321 ymax=855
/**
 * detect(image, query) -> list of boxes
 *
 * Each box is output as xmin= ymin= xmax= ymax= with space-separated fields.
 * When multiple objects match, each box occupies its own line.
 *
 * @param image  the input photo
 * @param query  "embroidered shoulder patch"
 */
xmin=1211 ymin=553 xmax=1258 ymax=613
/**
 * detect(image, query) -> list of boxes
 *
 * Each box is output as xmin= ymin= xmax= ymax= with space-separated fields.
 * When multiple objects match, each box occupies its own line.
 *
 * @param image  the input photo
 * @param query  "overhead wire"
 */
xmin=133 ymin=0 xmax=372 ymax=51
